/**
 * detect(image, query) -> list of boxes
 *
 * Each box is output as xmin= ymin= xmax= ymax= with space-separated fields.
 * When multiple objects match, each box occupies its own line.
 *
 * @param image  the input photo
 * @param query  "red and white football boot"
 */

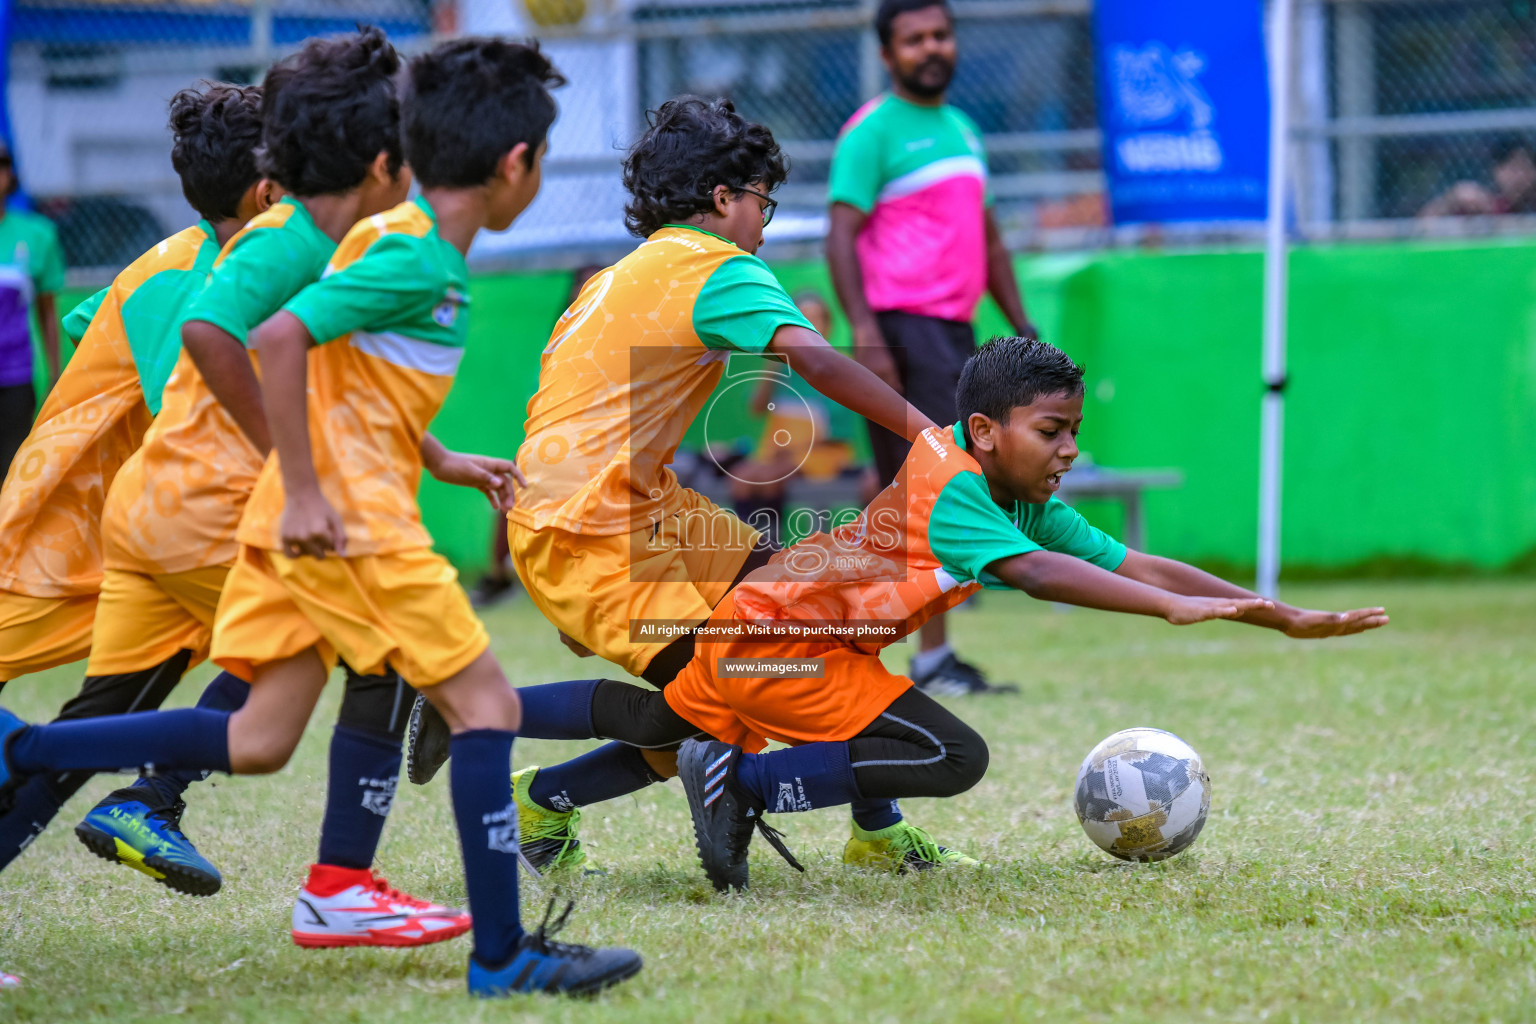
xmin=291 ymin=864 xmax=471 ymax=949
xmin=1 ymin=970 xmax=19 ymax=989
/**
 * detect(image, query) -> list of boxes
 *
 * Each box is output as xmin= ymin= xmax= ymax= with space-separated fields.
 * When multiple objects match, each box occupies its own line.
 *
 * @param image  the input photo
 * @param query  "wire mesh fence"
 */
xmin=7 ymin=0 xmax=1536 ymax=277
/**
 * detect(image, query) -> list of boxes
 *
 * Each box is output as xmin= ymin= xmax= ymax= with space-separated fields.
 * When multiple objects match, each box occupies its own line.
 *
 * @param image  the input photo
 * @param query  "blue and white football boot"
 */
xmin=75 ymin=787 xmax=222 ymax=896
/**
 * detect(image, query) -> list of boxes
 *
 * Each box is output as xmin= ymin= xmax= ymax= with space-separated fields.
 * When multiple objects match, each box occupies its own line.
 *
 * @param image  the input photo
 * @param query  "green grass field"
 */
xmin=0 ymin=580 xmax=1530 ymax=1022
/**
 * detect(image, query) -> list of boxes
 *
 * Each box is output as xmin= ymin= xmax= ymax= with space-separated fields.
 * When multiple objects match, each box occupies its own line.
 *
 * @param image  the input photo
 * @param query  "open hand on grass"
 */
xmin=1281 ymin=606 xmax=1390 ymax=638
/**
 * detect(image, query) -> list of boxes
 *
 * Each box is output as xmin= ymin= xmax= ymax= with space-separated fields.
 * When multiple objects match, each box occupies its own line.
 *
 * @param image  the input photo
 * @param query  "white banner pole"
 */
xmin=1258 ymin=0 xmax=1296 ymax=599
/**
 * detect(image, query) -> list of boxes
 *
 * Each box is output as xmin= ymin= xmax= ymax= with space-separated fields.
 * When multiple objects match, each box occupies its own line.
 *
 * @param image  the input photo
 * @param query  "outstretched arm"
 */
xmin=768 ymin=323 xmax=935 ymax=442
xmin=249 ymin=311 xmax=342 ymax=558
xmin=988 ymin=549 xmax=1273 ymax=625
xmin=1115 ymin=549 xmax=1389 ymax=637
xmin=184 ymin=319 xmax=271 ymax=455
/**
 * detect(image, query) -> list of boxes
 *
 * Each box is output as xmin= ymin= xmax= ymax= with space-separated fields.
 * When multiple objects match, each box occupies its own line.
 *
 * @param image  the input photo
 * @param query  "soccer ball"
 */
xmin=1073 ymin=727 xmax=1211 ymax=862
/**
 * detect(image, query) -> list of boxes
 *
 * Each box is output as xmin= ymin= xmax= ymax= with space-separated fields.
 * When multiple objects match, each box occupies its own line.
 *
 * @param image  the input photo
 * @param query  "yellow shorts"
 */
xmin=508 ymin=489 xmax=759 ymax=678
xmin=0 ymin=591 xmax=97 ymax=683
xmin=211 ymin=545 xmax=489 ymax=687
xmin=86 ymin=565 xmax=230 ymax=677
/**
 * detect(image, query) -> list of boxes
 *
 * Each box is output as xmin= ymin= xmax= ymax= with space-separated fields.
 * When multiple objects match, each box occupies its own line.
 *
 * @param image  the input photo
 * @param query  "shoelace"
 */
xmin=527 ymin=805 xmax=583 ymax=845
xmin=146 ymin=799 xmax=191 ymax=841
xmin=754 ymin=820 xmax=806 ymax=873
xmin=524 ymin=898 xmax=596 ymax=960
xmin=893 ymin=824 xmax=945 ymax=864
xmin=367 ymin=873 xmax=431 ymax=909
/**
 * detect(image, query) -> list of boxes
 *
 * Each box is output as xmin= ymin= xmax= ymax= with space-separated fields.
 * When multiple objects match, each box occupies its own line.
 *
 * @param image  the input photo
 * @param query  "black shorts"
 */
xmin=864 ymin=311 xmax=976 ymax=487
xmin=0 ymin=382 xmax=35 ymax=480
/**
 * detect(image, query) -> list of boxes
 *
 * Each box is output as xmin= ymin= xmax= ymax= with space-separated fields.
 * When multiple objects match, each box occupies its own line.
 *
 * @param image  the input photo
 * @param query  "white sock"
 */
xmin=911 ymin=643 xmax=953 ymax=677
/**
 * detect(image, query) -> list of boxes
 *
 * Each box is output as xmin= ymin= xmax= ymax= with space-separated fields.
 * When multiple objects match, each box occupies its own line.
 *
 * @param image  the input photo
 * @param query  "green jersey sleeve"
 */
xmin=928 ymin=470 xmax=1044 ymax=588
xmin=62 ymin=287 xmax=108 ymax=345
xmin=693 ymin=254 xmax=815 ymax=354
xmin=928 ymin=474 xmax=1128 ymax=589
xmin=827 ymin=115 xmax=884 ymax=213
xmin=1018 ymin=497 xmax=1127 ymax=571
xmin=183 ymin=225 xmax=328 ymax=345
xmin=283 ymin=233 xmax=445 ymax=346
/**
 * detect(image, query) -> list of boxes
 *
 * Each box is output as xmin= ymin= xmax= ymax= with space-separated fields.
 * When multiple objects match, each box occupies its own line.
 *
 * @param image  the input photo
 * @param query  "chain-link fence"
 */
xmin=8 ymin=0 xmax=1536 ymax=277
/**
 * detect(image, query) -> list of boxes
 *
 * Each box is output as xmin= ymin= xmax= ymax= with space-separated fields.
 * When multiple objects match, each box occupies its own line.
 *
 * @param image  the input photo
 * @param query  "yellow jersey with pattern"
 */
xmin=237 ymin=197 xmax=471 ymax=556
xmin=0 ymin=222 xmax=218 ymax=597
xmin=104 ymin=199 xmax=336 ymax=574
xmin=509 ymin=224 xmax=815 ymax=536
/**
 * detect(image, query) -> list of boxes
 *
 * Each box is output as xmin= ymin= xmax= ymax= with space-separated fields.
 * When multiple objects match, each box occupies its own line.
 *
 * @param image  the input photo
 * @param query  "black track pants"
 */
xmin=588 ymin=682 xmax=987 ymax=801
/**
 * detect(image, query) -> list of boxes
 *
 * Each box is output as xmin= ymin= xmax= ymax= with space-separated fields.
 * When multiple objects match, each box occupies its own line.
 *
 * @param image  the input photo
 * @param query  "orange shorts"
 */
xmin=662 ymin=597 xmax=912 ymax=754
xmin=0 ymin=590 xmax=97 ymax=682
xmin=211 ymin=545 xmax=488 ymax=687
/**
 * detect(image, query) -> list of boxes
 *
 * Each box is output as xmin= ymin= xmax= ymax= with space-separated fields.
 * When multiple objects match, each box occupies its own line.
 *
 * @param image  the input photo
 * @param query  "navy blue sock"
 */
xmin=132 ymin=672 xmax=251 ymax=806
xmin=733 ymin=742 xmax=859 ymax=813
xmin=513 ymin=680 xmax=599 ymax=739
xmin=449 ymin=729 xmax=524 ymax=966
xmin=5 ymin=708 xmax=232 ymax=777
xmin=526 ymin=741 xmax=664 ymax=812
xmin=850 ymin=798 xmax=904 ymax=831
xmin=0 ymin=772 xmax=84 ymax=870
xmin=316 ymin=725 xmax=401 ymax=870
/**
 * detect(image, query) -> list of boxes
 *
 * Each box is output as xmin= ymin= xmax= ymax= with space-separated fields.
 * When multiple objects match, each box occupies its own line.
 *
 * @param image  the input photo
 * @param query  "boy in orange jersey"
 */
xmin=0 ymin=37 xmax=643 ymax=999
xmin=0 ymin=81 xmax=275 ymax=874
xmin=505 ymin=338 xmax=1390 ymax=888
xmin=408 ymin=96 xmax=965 ymax=875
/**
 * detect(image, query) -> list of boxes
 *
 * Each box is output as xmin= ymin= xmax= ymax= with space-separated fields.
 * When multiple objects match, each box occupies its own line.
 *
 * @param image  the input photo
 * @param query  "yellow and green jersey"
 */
xmin=104 ymin=198 xmax=336 ymax=575
xmin=511 ymin=224 xmax=815 ymax=536
xmin=0 ymin=221 xmax=219 ymax=596
xmin=238 ymin=196 xmax=472 ymax=556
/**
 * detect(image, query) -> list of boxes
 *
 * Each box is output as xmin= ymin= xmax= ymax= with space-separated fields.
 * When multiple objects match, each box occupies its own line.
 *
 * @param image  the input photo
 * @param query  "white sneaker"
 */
xmin=1 ymin=971 xmax=19 ymax=989
xmin=290 ymin=863 xmax=471 ymax=949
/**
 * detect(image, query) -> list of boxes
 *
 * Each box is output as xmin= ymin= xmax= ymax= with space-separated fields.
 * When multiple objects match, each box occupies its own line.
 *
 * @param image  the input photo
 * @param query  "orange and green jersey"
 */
xmin=237 ymin=197 xmax=471 ymax=556
xmin=730 ymin=422 xmax=1127 ymax=649
xmin=0 ymin=222 xmax=219 ymax=597
xmin=104 ymin=199 xmax=336 ymax=574
xmin=509 ymin=224 xmax=815 ymax=536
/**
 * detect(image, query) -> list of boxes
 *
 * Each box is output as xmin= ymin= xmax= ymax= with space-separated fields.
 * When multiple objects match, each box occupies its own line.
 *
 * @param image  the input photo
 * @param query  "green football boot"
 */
xmin=843 ymin=820 xmax=981 ymax=873
xmin=512 ymin=767 xmax=597 ymax=875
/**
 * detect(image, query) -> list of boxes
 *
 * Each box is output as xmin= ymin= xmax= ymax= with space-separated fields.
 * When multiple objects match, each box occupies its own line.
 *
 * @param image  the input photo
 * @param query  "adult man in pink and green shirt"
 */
xmin=827 ymin=0 xmax=1035 ymax=696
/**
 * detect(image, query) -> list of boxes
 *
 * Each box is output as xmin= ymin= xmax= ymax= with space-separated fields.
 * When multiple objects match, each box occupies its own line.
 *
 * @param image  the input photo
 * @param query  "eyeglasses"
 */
xmin=736 ymin=185 xmax=778 ymax=227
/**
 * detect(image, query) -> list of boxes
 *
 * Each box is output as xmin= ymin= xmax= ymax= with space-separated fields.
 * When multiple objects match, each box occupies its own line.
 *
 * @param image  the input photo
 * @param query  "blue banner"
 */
xmin=0 ymin=0 xmax=11 ymax=148
xmin=1093 ymin=0 xmax=1270 ymax=224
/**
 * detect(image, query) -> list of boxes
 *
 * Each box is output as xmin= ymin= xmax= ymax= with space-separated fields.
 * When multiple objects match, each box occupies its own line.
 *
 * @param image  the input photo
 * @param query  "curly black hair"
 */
xmin=622 ymin=96 xmax=787 ymax=238
xmin=168 ymin=81 xmax=263 ymax=221
xmin=403 ymin=37 xmax=564 ymax=189
xmin=257 ymin=25 xmax=402 ymax=197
